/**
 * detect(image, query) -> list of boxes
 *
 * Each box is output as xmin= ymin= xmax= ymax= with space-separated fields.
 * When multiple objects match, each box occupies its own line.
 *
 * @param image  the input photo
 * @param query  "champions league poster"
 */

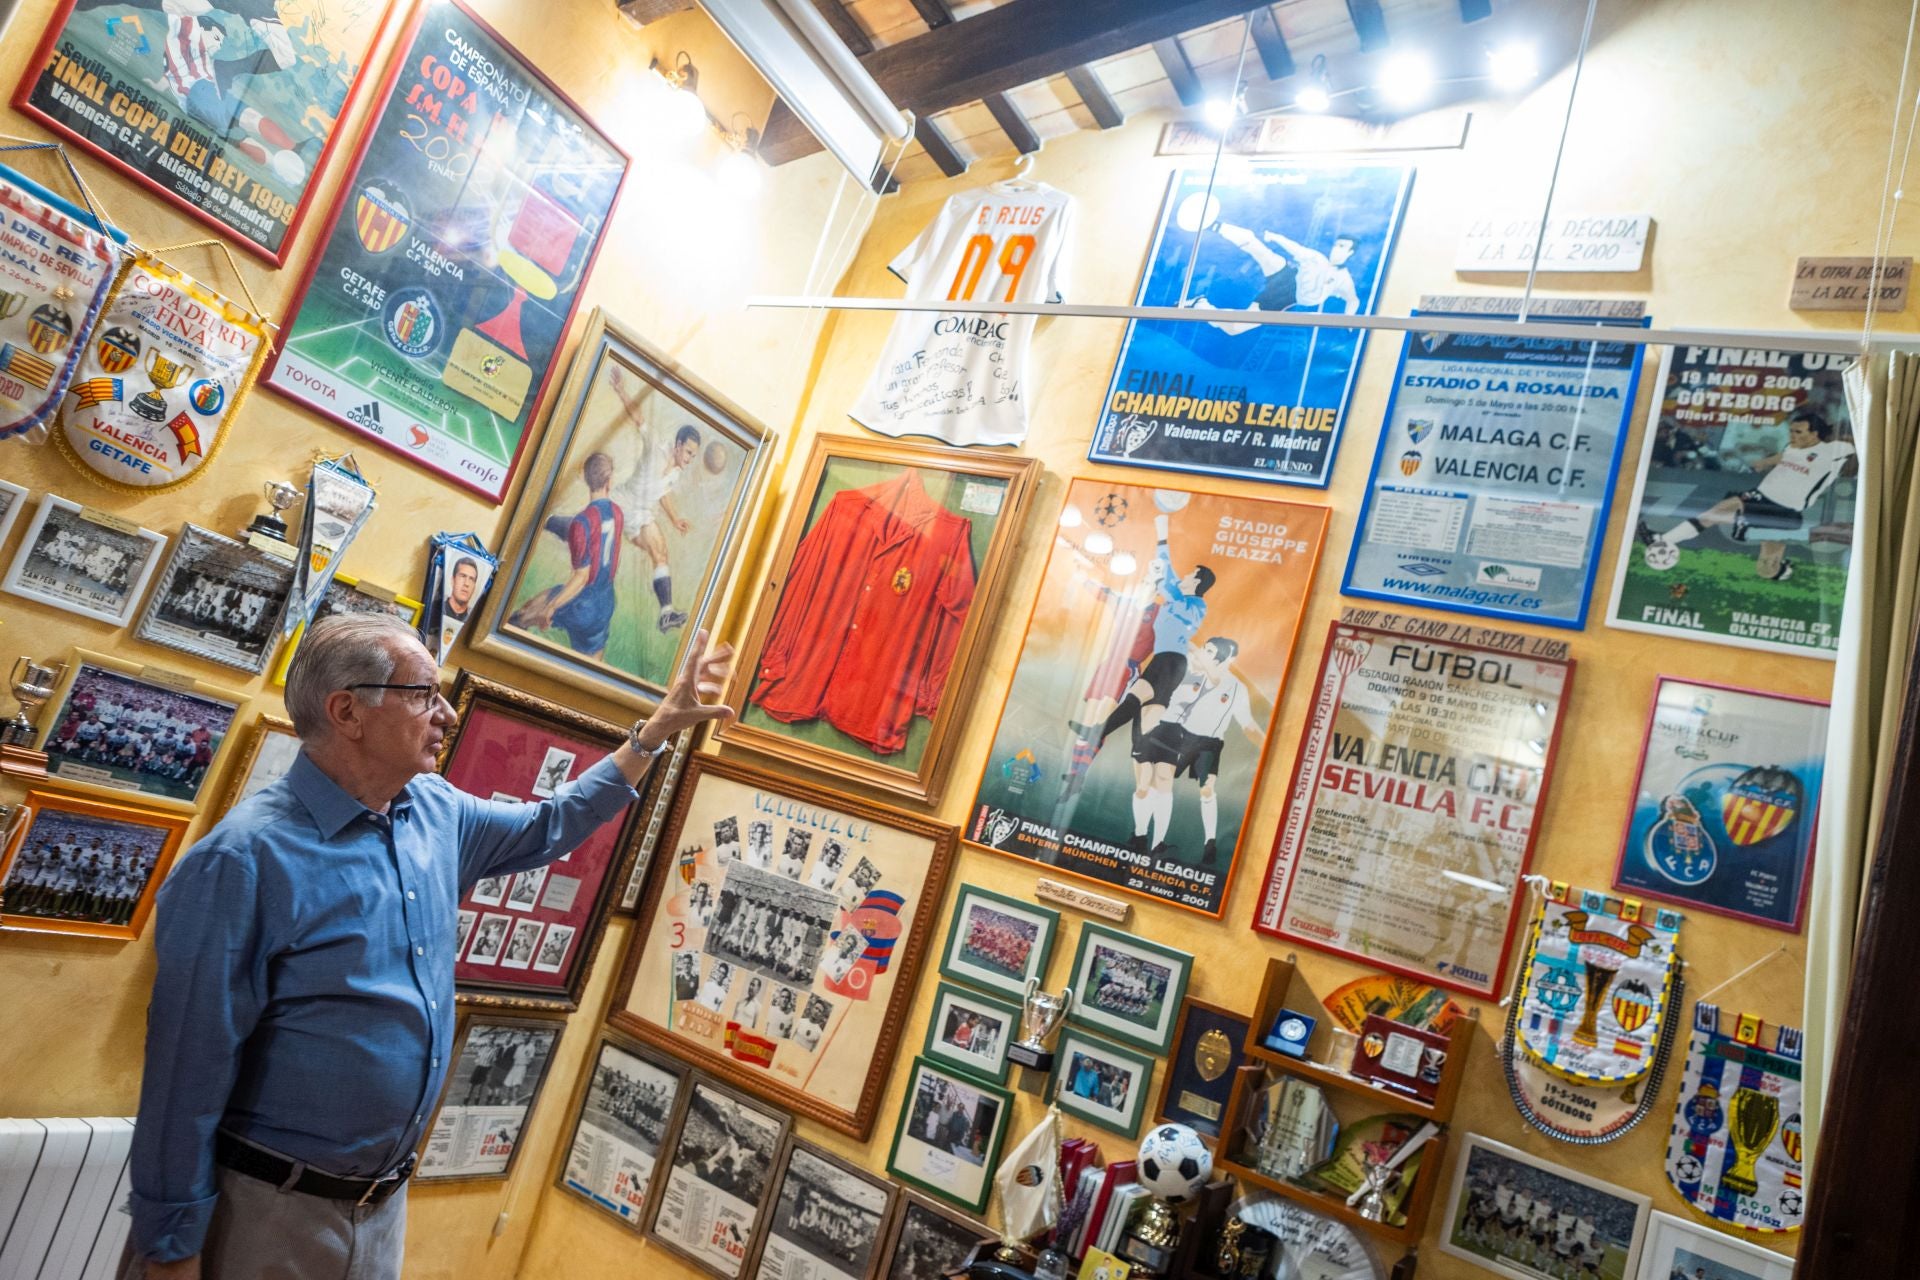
xmin=1615 ymin=678 xmax=1828 ymax=932
xmin=1089 ymin=163 xmax=1412 ymax=488
xmin=266 ymin=1 xmax=627 ymax=501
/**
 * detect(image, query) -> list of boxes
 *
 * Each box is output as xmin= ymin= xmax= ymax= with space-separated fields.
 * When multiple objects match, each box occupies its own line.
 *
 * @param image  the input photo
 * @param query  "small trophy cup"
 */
xmin=245 ymin=479 xmax=301 ymax=543
xmin=1119 ymin=1197 xmax=1179 ymax=1274
xmin=131 ymin=351 xmax=194 ymax=422
xmin=1006 ymin=977 xmax=1074 ymax=1071
xmin=1 ymin=657 xmax=67 ymax=778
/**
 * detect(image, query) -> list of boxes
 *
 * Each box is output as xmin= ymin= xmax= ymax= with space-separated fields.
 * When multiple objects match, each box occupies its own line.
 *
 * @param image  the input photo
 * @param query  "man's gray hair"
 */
xmin=284 ymin=614 xmax=424 ymax=738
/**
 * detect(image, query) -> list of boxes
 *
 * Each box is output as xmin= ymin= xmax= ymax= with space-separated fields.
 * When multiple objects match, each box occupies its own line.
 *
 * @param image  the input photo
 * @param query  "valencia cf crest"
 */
xmin=1399 ymin=449 xmax=1423 ymax=476
xmin=678 ymin=844 xmax=697 ymax=886
xmin=27 ymin=303 xmax=73 ymax=353
xmin=1611 ymin=979 xmax=1655 ymax=1035
xmin=1721 ymin=764 xmax=1802 ymax=845
xmin=354 ymin=182 xmax=412 ymax=254
xmin=97 ymin=326 xmax=141 ymax=373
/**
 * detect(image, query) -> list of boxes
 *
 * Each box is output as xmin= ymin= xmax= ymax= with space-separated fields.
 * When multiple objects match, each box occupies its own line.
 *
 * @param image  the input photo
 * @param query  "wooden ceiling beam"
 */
xmin=760 ymin=0 xmax=1263 ymax=163
xmin=1248 ymin=6 xmax=1296 ymax=80
xmin=810 ymin=0 xmax=873 ymax=56
xmin=1066 ymin=65 xmax=1125 ymax=129
xmin=1345 ymin=0 xmax=1389 ymax=52
xmin=1153 ymin=37 xmax=1205 ymax=106
xmin=913 ymin=115 xmax=968 ymax=178
xmin=983 ymin=94 xmax=1042 ymax=153
xmin=904 ymin=0 xmax=954 ymax=27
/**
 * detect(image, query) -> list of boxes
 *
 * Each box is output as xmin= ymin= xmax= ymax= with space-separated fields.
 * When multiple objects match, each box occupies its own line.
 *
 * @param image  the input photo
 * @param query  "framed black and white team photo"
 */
xmin=558 ymin=1034 xmax=690 ymax=1232
xmin=135 ymin=524 xmax=299 ymax=674
xmin=2 ymin=493 xmax=165 ymax=625
xmin=746 ymin=1139 xmax=897 ymax=1280
xmin=646 ymin=1075 xmax=790 ymax=1278
xmin=415 ymin=1014 xmax=563 ymax=1183
xmin=880 ymin=1191 xmax=992 ymax=1280
xmin=0 ymin=477 xmax=27 ymax=547
xmin=1440 ymin=1132 xmax=1651 ymax=1280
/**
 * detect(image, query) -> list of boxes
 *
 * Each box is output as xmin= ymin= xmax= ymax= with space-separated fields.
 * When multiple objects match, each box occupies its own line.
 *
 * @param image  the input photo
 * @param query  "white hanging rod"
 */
xmin=746 ymin=294 xmax=1919 ymax=357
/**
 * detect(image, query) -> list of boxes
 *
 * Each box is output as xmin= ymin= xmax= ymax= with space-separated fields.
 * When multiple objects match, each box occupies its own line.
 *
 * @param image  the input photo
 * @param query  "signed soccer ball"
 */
xmin=1137 ymin=1124 xmax=1211 ymax=1202
xmin=1643 ymin=540 xmax=1680 ymax=572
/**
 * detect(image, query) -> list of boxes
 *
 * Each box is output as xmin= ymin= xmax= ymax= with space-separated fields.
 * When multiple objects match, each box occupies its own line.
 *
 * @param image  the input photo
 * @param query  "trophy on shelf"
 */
xmin=1007 ymin=977 xmax=1074 ymax=1072
xmin=1723 ymin=1086 xmax=1782 ymax=1196
xmin=2 ymin=658 xmax=67 ymax=778
xmin=245 ymin=479 xmax=301 ymax=544
xmin=1348 ymin=1121 xmax=1438 ymax=1223
xmin=131 ymin=351 xmax=194 ymax=422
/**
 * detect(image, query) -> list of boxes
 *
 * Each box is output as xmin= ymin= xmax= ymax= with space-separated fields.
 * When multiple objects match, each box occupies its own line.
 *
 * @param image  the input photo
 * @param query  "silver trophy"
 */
xmin=1007 ymin=976 xmax=1074 ymax=1071
xmin=245 ymin=479 xmax=301 ymax=543
xmin=1 ymin=658 xmax=66 ymax=780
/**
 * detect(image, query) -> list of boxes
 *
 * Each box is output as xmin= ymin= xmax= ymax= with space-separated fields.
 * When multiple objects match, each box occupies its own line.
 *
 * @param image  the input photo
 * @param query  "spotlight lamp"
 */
xmin=1488 ymin=41 xmax=1540 ymax=89
xmin=1375 ymin=49 xmax=1435 ymax=109
xmin=1295 ymin=53 xmax=1333 ymax=113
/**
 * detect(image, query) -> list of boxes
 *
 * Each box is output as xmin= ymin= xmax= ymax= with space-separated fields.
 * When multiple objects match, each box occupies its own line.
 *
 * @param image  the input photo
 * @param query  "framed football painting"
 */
xmin=476 ymin=310 xmax=773 ymax=710
xmin=719 ymin=434 xmax=1040 ymax=803
xmin=441 ymin=671 xmax=640 ymax=1010
xmin=0 ymin=788 xmax=189 ymax=940
xmin=609 ymin=755 xmax=957 ymax=1139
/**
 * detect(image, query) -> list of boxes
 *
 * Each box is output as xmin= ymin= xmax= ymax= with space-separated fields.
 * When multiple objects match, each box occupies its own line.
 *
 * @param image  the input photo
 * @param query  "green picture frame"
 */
xmin=1048 ymin=1029 xmax=1156 ymax=1138
xmin=921 ymin=981 xmax=1021 ymax=1086
xmin=1064 ymin=923 xmax=1193 ymax=1054
xmin=937 ymin=885 xmax=1060 ymax=1001
xmin=885 ymin=1056 xmax=1013 ymax=1214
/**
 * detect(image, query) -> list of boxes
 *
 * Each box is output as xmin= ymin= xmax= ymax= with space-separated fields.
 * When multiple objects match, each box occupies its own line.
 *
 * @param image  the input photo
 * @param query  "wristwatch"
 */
xmin=628 ymin=720 xmax=672 ymax=757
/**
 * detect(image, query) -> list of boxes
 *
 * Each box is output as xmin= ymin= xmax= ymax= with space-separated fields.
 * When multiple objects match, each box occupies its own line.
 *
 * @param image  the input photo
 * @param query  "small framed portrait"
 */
xmin=937 ymin=885 xmax=1059 ymax=1001
xmin=886 ymin=1056 xmax=1013 ymax=1214
xmin=415 ymin=1014 xmax=563 ymax=1183
xmin=880 ymin=1190 xmax=993 ymax=1280
xmin=213 ymin=714 xmax=300 ymax=821
xmin=1441 ymin=1132 xmax=1651 ymax=1280
xmin=647 ymin=1076 xmax=792 ymax=1279
xmin=1065 ymin=923 xmax=1193 ymax=1054
xmin=719 ymin=433 xmax=1041 ymax=804
xmin=0 ymin=789 xmax=189 ymax=939
xmin=1155 ymin=998 xmax=1250 ymax=1141
xmin=442 ymin=671 xmax=644 ymax=1010
xmin=0 ymin=477 xmax=28 ymax=546
xmin=1048 ymin=1030 xmax=1155 ymax=1137
xmin=134 ymin=524 xmax=298 ymax=674
xmin=922 ymin=981 xmax=1021 ymax=1085
xmin=557 ymin=1033 xmax=691 ymax=1231
xmin=2 ymin=493 xmax=165 ymax=625
xmin=746 ymin=1139 xmax=897 ymax=1280
xmin=36 ymin=650 xmax=248 ymax=813
xmin=1632 ymin=1211 xmax=1793 ymax=1280
xmin=272 ymin=572 xmax=423 ymax=686
xmin=477 ymin=309 xmax=774 ymax=711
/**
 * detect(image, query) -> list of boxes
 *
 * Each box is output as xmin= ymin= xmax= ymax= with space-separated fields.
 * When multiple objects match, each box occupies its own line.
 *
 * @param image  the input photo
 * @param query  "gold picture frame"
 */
xmin=272 ymin=573 xmax=424 ymax=686
xmin=0 ymin=788 xmax=190 ymax=940
xmin=717 ymin=434 xmax=1040 ymax=804
xmin=213 ymin=714 xmax=300 ymax=821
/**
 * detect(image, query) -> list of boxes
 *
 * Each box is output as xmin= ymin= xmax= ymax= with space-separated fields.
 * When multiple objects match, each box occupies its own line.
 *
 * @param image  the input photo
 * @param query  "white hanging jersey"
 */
xmin=1757 ymin=439 xmax=1854 ymax=510
xmin=850 ymin=181 xmax=1074 ymax=447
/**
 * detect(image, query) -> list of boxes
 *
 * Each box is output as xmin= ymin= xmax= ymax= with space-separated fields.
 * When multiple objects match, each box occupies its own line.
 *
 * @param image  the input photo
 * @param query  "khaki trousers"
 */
xmin=123 ymin=1166 xmax=407 ymax=1280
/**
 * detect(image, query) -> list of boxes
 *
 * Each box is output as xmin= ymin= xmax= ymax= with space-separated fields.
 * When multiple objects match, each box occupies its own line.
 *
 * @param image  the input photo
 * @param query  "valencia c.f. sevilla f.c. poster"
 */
xmin=265 ymin=1 xmax=627 ymax=501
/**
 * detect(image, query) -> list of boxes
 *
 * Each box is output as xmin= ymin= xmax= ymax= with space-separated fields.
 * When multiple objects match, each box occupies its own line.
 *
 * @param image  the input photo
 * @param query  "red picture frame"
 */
xmin=11 ymin=0 xmax=403 ymax=265
xmin=440 ymin=669 xmax=640 ymax=1010
xmin=260 ymin=0 xmax=629 ymax=502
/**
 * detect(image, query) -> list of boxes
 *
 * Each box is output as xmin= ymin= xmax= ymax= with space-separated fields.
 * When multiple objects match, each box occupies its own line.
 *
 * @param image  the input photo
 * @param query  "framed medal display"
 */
xmin=441 ymin=671 xmax=641 ymax=1010
xmin=1156 ymin=998 xmax=1249 ymax=1139
xmin=610 ymin=755 xmax=957 ymax=1138
xmin=720 ymin=434 xmax=1040 ymax=803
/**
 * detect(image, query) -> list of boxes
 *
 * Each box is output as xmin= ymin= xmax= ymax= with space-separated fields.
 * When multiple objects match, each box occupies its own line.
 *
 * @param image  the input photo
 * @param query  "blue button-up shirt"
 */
xmin=128 ymin=750 xmax=636 ymax=1261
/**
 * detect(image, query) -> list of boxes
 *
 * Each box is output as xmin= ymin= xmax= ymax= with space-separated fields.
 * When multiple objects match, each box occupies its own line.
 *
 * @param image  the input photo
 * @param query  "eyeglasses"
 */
xmin=347 ymin=682 xmax=448 ymax=714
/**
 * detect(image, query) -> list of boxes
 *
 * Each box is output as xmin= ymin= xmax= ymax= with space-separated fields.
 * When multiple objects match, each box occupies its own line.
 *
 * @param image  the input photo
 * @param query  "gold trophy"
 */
xmin=1 ymin=657 xmax=66 ymax=778
xmin=0 ymin=290 xmax=26 ymax=321
xmin=1724 ymin=1087 xmax=1781 ymax=1196
xmin=1573 ymin=950 xmax=1625 ymax=1048
xmin=131 ymin=351 xmax=193 ymax=422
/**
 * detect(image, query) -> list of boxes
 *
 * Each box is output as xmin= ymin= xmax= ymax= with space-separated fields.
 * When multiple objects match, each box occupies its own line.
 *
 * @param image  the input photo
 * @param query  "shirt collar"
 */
xmin=288 ymin=751 xmax=417 ymax=839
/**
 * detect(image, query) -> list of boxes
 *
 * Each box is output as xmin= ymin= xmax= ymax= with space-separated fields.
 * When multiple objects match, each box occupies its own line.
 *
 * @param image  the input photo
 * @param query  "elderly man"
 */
xmin=126 ymin=613 xmax=734 ymax=1279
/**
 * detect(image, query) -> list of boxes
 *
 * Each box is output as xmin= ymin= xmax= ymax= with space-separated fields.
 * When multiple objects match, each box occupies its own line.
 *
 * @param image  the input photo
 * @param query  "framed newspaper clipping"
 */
xmin=414 ymin=1012 xmax=563 ymax=1183
xmin=556 ymin=1031 xmax=691 ymax=1232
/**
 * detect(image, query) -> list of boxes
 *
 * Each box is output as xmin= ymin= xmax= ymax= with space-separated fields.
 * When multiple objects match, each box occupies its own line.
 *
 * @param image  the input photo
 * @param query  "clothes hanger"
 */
xmin=1005 ymin=147 xmax=1040 ymax=189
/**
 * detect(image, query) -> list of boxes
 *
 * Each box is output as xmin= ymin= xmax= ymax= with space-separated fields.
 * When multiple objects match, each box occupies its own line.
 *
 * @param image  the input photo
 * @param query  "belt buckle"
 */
xmin=356 ymin=1177 xmax=384 ymax=1208
xmin=358 ymin=1153 xmax=417 ymax=1206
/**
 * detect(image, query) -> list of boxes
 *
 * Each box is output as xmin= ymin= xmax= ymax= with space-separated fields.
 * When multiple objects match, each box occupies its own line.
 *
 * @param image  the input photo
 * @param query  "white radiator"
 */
xmin=0 ymin=1119 xmax=135 ymax=1280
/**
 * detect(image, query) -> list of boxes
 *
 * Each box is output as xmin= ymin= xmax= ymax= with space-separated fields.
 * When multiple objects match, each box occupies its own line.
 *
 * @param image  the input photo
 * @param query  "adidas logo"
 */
xmin=347 ymin=402 xmax=381 ymax=430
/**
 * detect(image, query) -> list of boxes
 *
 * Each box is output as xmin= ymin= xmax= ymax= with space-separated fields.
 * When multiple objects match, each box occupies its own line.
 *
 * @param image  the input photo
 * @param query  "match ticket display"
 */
xmin=1255 ymin=610 xmax=1573 ymax=998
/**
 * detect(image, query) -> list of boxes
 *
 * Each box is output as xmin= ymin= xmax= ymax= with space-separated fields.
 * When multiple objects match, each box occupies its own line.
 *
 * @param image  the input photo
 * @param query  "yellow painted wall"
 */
xmin=2 ymin=0 xmax=1915 ymax=1278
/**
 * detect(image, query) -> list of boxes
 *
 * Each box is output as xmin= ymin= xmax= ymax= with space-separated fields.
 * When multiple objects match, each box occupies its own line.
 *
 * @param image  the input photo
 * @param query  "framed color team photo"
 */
xmin=2 ymin=493 xmax=165 ymax=626
xmin=921 ymin=981 xmax=1021 ymax=1085
xmin=1614 ymin=678 xmax=1828 ymax=931
xmin=134 ymin=523 xmax=298 ymax=674
xmin=611 ymin=756 xmax=957 ymax=1138
xmin=558 ymin=1034 xmax=691 ymax=1232
xmin=1064 ymin=923 xmax=1192 ymax=1054
xmin=478 ymin=311 xmax=773 ymax=710
xmin=746 ymin=1138 xmax=897 ymax=1280
xmin=886 ymin=1056 xmax=1013 ymax=1214
xmin=936 ymin=885 xmax=1060 ymax=1002
xmin=441 ymin=672 xmax=640 ymax=1009
xmin=13 ymin=0 xmax=401 ymax=263
xmin=213 ymin=713 xmax=299 ymax=820
xmin=0 ymin=788 xmax=189 ymax=940
xmin=720 ymin=434 xmax=1041 ymax=803
xmin=1441 ymin=1132 xmax=1650 ymax=1280
xmin=415 ymin=1014 xmax=563 ymax=1183
xmin=880 ymin=1191 xmax=993 ymax=1280
xmin=647 ymin=1076 xmax=791 ymax=1280
xmin=263 ymin=1 xmax=629 ymax=500
xmin=1048 ymin=1029 xmax=1155 ymax=1138
xmin=36 ymin=650 xmax=248 ymax=813
xmin=967 ymin=478 xmax=1328 ymax=916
